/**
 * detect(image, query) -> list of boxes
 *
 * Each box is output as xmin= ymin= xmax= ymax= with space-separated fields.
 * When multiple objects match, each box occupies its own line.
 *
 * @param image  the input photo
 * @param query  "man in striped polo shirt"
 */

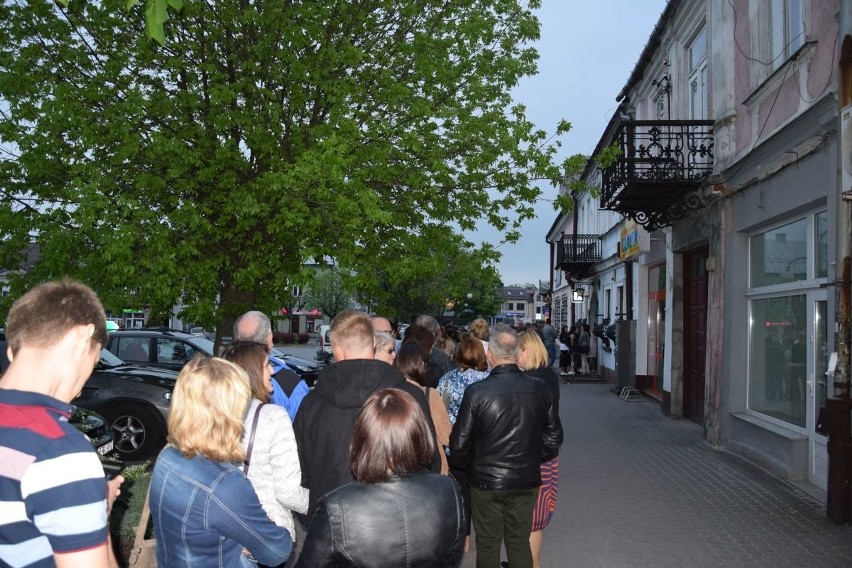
xmin=0 ymin=279 xmax=124 ymax=568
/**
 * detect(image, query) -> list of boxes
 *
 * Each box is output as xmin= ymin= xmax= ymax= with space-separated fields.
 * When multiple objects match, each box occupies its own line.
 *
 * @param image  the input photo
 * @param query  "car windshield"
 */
xmin=98 ymin=348 xmax=125 ymax=368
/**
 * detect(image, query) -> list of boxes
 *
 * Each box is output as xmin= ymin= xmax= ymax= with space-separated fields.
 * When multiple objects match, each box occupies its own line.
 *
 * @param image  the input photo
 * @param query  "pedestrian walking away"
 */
xmin=449 ymin=324 xmax=563 ymax=568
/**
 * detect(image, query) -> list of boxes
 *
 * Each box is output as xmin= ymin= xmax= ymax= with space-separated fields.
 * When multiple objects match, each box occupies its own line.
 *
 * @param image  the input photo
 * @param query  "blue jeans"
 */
xmin=544 ymin=342 xmax=556 ymax=368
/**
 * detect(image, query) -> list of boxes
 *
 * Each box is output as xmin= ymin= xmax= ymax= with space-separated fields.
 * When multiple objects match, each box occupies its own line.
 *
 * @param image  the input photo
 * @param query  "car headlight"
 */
xmin=163 ymin=392 xmax=171 ymax=401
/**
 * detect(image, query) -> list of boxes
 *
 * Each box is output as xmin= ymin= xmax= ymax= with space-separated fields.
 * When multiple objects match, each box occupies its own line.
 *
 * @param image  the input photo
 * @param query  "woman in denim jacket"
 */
xmin=150 ymin=356 xmax=292 ymax=568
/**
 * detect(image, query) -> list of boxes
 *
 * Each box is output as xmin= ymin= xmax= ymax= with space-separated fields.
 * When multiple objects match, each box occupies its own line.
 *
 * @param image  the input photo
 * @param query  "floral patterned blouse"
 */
xmin=437 ymin=366 xmax=490 ymax=425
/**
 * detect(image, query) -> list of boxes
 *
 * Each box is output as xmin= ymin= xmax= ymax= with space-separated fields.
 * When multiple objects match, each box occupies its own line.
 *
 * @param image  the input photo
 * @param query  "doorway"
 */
xmin=683 ymin=248 xmax=708 ymax=422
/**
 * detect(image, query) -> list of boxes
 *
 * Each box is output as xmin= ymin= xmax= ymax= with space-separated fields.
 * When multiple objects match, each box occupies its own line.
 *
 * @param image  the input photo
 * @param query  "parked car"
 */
xmin=315 ymin=324 xmax=334 ymax=365
xmin=73 ymin=348 xmax=179 ymax=461
xmin=107 ymin=328 xmax=321 ymax=386
xmin=270 ymin=347 xmax=321 ymax=387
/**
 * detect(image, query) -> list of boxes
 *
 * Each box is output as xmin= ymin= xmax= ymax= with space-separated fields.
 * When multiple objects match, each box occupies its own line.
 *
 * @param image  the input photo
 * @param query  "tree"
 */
xmin=0 ymin=0 xmax=568 ymax=346
xmin=302 ymin=270 xmax=353 ymax=322
xmin=354 ymin=226 xmax=502 ymax=323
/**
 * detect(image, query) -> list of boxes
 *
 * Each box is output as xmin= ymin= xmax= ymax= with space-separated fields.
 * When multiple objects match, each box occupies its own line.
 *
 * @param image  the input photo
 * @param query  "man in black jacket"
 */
xmin=449 ymin=324 xmax=563 ymax=568
xmin=293 ymin=310 xmax=436 ymax=519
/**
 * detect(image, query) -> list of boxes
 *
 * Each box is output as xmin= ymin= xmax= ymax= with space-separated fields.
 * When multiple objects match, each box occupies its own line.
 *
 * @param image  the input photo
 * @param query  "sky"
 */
xmin=471 ymin=0 xmax=669 ymax=286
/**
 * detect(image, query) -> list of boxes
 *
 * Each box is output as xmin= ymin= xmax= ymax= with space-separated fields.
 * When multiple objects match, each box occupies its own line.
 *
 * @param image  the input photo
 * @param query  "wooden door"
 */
xmin=683 ymin=248 xmax=708 ymax=421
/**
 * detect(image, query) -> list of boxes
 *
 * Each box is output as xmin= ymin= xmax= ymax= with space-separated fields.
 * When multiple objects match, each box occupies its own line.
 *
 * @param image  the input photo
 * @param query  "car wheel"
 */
xmin=106 ymin=404 xmax=164 ymax=461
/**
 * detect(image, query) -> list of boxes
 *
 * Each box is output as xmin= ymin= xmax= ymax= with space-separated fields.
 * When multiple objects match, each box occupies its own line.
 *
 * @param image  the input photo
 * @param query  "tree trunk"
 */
xmin=214 ymin=278 xmax=258 ymax=355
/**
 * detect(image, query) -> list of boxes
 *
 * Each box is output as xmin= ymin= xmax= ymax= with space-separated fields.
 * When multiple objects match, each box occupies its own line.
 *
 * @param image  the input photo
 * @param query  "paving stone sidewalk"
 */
xmin=288 ymin=377 xmax=851 ymax=567
xmin=524 ymin=382 xmax=852 ymax=568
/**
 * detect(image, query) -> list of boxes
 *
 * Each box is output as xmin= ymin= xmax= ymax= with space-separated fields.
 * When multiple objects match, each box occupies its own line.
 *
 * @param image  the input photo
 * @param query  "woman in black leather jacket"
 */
xmin=296 ymin=388 xmax=465 ymax=568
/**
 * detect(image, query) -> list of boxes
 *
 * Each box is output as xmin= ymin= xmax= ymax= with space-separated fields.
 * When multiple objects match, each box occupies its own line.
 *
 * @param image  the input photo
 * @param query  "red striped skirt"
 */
xmin=531 ymin=457 xmax=560 ymax=531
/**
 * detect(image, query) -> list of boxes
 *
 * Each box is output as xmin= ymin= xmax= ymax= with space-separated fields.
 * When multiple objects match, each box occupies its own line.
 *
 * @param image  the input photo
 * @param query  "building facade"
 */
xmin=548 ymin=0 xmax=851 ymax=497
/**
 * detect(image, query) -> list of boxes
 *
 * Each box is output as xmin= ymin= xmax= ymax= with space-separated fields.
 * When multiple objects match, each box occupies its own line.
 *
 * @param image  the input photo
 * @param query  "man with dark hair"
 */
xmin=450 ymin=324 xmax=563 ymax=568
xmin=0 ymin=279 xmax=124 ymax=568
xmin=234 ymin=310 xmax=309 ymax=421
xmin=294 ymin=310 xmax=437 ymax=518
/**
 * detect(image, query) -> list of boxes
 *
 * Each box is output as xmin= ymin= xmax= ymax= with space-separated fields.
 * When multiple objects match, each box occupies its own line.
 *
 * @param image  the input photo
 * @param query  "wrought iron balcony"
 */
xmin=600 ymin=120 xmax=714 ymax=230
xmin=556 ymin=234 xmax=601 ymax=280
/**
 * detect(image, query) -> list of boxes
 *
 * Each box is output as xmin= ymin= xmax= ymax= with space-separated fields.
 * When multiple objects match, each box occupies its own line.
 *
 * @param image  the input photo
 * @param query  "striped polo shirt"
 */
xmin=0 ymin=389 xmax=108 ymax=568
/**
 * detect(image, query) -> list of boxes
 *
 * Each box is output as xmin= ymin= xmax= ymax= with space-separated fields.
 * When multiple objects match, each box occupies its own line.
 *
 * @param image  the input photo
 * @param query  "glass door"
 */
xmin=809 ymin=293 xmax=829 ymax=489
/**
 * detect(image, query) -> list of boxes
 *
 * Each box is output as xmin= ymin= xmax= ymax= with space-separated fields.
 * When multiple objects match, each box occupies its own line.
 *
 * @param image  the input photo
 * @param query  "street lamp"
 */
xmin=463 ymin=292 xmax=474 ymax=322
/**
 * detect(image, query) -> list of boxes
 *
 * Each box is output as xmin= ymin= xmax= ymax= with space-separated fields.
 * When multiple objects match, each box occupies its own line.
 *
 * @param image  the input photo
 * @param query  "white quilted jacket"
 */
xmin=241 ymin=398 xmax=309 ymax=540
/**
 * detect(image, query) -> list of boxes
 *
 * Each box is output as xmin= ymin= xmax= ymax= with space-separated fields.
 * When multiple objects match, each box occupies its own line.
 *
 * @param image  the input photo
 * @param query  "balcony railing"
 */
xmin=556 ymin=234 xmax=601 ymax=280
xmin=600 ymin=120 xmax=714 ymax=230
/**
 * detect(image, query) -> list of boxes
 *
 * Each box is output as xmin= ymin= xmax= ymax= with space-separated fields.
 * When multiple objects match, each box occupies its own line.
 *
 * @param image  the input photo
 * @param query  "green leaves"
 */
xmin=0 ymin=0 xmax=567 ymax=331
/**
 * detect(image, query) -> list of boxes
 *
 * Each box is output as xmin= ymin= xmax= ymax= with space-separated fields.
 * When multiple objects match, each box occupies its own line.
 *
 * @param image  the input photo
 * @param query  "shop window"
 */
xmin=747 ymin=210 xmax=826 ymax=428
xmin=749 ymin=295 xmax=807 ymax=427
xmin=749 ymin=217 xmax=807 ymax=287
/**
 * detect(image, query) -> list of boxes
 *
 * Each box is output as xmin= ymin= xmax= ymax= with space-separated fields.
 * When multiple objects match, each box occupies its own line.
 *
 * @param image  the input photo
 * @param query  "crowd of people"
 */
xmin=0 ymin=279 xmax=565 ymax=568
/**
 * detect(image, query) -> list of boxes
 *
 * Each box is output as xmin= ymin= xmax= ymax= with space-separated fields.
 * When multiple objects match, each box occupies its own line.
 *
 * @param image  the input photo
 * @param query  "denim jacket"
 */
xmin=150 ymin=445 xmax=293 ymax=567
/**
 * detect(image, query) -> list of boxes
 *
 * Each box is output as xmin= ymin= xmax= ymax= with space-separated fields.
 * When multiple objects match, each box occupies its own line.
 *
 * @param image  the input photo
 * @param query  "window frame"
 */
xmin=744 ymin=207 xmax=827 ymax=429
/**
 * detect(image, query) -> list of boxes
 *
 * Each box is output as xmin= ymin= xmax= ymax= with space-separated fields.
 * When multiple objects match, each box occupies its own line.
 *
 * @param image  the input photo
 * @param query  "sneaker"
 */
xmin=567 ymin=371 xmax=575 ymax=375
xmin=560 ymin=371 xmax=568 ymax=376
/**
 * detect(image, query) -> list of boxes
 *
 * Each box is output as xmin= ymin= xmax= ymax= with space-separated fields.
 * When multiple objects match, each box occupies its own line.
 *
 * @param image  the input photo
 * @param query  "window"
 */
xmin=771 ymin=0 xmax=804 ymax=69
xmin=689 ymin=26 xmax=708 ymax=121
xmin=815 ymin=210 xmax=828 ymax=278
xmin=114 ymin=338 xmax=150 ymax=363
xmin=505 ymin=303 xmax=514 ymax=311
xmin=156 ymin=338 xmax=197 ymax=365
xmin=747 ymin=210 xmax=826 ymax=428
xmin=750 ymin=217 xmax=807 ymax=287
xmin=516 ymin=302 xmax=525 ymax=311
xmin=617 ymin=285 xmax=624 ymax=319
xmin=749 ymin=295 xmax=806 ymax=427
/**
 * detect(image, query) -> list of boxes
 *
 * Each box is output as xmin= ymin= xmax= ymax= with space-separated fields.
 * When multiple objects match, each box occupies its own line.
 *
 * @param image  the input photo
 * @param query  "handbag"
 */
xmin=128 ymin=485 xmax=157 ymax=568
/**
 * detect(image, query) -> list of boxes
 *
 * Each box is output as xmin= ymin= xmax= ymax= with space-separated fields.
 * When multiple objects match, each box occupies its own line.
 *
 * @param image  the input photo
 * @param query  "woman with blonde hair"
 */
xmin=223 ymin=342 xmax=308 ymax=559
xmin=150 ymin=356 xmax=292 ymax=568
xmin=469 ymin=318 xmax=490 ymax=352
xmin=517 ymin=330 xmax=562 ymax=568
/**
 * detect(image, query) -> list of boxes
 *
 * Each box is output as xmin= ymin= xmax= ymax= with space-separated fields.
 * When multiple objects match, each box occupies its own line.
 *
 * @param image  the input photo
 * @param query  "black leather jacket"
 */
xmin=449 ymin=364 xmax=563 ymax=491
xmin=293 ymin=359 xmax=439 ymax=518
xmin=295 ymin=471 xmax=465 ymax=568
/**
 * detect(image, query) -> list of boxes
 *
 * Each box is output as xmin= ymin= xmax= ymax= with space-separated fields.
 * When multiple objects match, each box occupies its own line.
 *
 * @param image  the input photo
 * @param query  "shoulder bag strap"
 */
xmin=133 ymin=484 xmax=152 ymax=551
xmin=243 ymin=403 xmax=265 ymax=475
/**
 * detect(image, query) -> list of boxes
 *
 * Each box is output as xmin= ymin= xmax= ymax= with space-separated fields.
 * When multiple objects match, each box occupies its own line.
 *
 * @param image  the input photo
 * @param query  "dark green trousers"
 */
xmin=471 ymin=486 xmax=538 ymax=568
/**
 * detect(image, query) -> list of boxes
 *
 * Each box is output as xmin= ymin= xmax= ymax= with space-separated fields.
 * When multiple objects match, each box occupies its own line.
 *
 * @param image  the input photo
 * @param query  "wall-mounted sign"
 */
xmin=572 ymin=288 xmax=585 ymax=303
xmin=619 ymin=221 xmax=642 ymax=260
